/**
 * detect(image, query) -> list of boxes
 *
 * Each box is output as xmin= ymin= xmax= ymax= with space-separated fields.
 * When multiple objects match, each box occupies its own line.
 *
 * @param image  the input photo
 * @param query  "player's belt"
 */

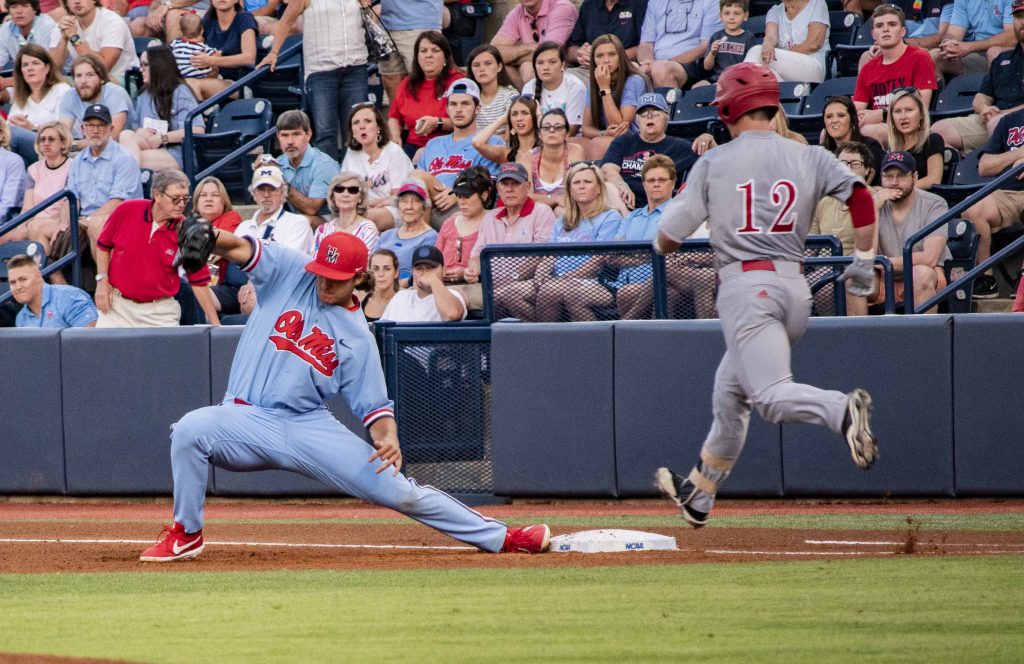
xmin=718 ymin=260 xmax=803 ymax=280
xmin=741 ymin=260 xmax=777 ymax=272
xmin=233 ymin=398 xmax=251 ymax=406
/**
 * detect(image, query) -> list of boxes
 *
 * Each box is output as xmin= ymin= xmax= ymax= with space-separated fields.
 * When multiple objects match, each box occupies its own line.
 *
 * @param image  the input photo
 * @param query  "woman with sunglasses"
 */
xmin=119 ymin=46 xmax=205 ymax=170
xmin=314 ymin=173 xmax=380 ymax=256
xmin=473 ymin=95 xmax=540 ymax=172
xmin=885 ymin=87 xmax=943 ymax=189
xmin=528 ymin=162 xmax=622 ymax=321
xmin=820 ymin=96 xmax=883 ymax=184
xmin=377 ymin=178 xmax=440 ymax=281
xmin=387 ymin=30 xmax=465 ymax=158
xmin=529 ymin=109 xmax=585 ymax=215
xmin=582 ymin=34 xmax=649 ymax=161
xmin=6 ymin=45 xmax=71 ymax=165
xmin=361 ymin=249 xmax=401 ymax=323
xmin=522 ymin=42 xmax=586 ymax=136
xmin=744 ymin=0 xmax=830 ymax=83
xmin=8 ymin=123 xmax=73 ymax=261
xmin=341 ymin=103 xmax=414 ymax=233
xmin=466 ymin=45 xmax=520 ymax=137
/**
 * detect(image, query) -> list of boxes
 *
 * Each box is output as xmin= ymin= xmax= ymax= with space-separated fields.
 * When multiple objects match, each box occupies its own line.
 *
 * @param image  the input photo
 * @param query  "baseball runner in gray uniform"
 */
xmin=653 ymin=63 xmax=880 ymax=528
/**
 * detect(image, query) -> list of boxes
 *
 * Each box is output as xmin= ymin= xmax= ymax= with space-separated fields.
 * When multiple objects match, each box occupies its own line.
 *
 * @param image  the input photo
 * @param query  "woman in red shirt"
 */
xmin=386 ymin=30 xmax=465 ymax=159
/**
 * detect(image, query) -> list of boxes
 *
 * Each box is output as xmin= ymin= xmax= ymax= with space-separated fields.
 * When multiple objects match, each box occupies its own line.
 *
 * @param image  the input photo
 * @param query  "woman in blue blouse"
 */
xmin=581 ymin=34 xmax=649 ymax=161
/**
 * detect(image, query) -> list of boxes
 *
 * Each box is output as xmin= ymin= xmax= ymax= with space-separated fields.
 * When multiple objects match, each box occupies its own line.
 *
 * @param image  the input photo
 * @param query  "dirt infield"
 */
xmin=1 ymin=497 xmax=1022 ymax=574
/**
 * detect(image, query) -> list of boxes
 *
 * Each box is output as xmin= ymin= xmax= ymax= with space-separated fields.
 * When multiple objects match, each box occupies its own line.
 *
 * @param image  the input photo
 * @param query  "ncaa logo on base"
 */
xmin=326 ymin=246 xmax=340 ymax=265
xmin=625 ymin=542 xmax=644 ymax=550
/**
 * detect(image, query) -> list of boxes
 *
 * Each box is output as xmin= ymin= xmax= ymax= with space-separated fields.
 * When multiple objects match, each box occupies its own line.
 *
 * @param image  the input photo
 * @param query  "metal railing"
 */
xmin=903 ymin=162 xmax=1024 ymax=314
xmin=182 ymin=38 xmax=304 ymax=181
xmin=0 ymin=190 xmax=81 ymax=305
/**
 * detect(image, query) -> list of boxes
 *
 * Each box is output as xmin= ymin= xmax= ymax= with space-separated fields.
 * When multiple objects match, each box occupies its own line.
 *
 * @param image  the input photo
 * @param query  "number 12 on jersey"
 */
xmin=736 ymin=179 xmax=798 ymax=235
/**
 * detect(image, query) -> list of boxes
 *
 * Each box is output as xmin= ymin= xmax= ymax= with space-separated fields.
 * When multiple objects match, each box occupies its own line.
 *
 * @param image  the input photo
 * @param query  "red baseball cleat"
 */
xmin=500 ymin=524 xmax=551 ymax=553
xmin=139 ymin=522 xmax=204 ymax=562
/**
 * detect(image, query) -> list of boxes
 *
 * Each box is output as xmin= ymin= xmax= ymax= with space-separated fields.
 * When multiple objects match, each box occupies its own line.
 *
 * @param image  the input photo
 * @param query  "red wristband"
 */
xmin=847 ymin=183 xmax=875 ymax=229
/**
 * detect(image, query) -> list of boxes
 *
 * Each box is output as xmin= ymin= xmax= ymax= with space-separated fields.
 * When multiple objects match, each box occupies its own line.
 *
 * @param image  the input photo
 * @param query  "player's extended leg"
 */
xmin=280 ymin=409 xmax=542 ymax=553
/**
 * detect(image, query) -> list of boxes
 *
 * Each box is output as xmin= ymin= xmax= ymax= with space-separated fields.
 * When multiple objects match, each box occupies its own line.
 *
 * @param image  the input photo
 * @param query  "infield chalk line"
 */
xmin=806 ymin=539 xmax=1024 ymax=548
xmin=0 ymin=538 xmax=475 ymax=551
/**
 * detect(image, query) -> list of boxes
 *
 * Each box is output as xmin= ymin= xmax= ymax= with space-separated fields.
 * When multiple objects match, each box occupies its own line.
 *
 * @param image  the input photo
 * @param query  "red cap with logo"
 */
xmin=305 ymin=232 xmax=368 ymax=280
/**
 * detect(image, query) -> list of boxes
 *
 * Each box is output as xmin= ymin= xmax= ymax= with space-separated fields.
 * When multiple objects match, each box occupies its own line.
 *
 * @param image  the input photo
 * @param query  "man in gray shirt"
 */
xmin=866 ymin=151 xmax=950 ymax=312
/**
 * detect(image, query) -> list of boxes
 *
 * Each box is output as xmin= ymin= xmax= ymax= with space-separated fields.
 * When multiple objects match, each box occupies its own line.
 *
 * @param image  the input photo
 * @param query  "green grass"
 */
xmin=9 ymin=513 xmax=1024 ymax=531
xmin=1 ymin=557 xmax=1022 ymax=663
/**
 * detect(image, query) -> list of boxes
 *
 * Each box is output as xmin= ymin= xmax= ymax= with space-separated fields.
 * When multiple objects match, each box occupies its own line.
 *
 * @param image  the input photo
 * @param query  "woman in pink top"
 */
xmin=13 ymin=122 xmax=73 ymax=258
xmin=435 ymin=166 xmax=495 ymax=312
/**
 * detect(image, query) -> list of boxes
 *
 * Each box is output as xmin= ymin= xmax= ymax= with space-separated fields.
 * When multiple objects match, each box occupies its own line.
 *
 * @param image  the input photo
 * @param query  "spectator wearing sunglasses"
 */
xmin=492 ymin=0 xmax=580 ymax=89
xmin=744 ymin=0 xmax=831 ymax=83
xmin=314 ymin=172 xmax=380 ymax=256
xmin=854 ymin=6 xmax=937 ymax=142
xmin=638 ymin=0 xmax=723 ymax=89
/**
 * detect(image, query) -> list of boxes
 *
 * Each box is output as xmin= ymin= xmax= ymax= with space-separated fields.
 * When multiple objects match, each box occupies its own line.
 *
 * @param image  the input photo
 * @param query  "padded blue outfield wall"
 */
xmin=0 ymin=314 xmax=1021 ymax=497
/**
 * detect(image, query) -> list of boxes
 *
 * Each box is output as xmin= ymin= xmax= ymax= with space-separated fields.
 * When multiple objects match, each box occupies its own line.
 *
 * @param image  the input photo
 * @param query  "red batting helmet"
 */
xmin=712 ymin=63 xmax=780 ymax=125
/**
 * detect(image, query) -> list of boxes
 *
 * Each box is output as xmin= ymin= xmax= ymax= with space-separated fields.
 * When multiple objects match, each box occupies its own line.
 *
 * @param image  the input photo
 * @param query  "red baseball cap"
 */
xmin=305 ymin=232 xmax=368 ymax=280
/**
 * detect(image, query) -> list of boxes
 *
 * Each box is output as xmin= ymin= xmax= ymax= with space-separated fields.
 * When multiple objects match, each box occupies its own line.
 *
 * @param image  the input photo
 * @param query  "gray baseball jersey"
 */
xmin=659 ymin=131 xmax=861 ymax=268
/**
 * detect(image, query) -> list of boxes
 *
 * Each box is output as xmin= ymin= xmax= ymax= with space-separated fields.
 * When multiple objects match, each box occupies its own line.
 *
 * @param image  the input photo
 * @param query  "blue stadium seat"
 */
xmin=192 ymin=98 xmax=274 ymax=201
xmin=666 ymin=84 xmax=717 ymax=139
xmin=930 ymin=72 xmax=985 ymax=120
xmin=744 ymin=14 xmax=767 ymax=40
xmin=829 ymin=11 xmax=862 ymax=48
xmin=831 ymin=21 xmax=873 ymax=77
xmin=249 ymin=34 xmax=304 ymax=122
xmin=943 ymin=218 xmax=978 ymax=313
xmin=930 ymin=150 xmax=991 ymax=206
xmin=778 ymin=81 xmax=812 ymax=116
xmin=140 ymin=168 xmax=154 ymax=199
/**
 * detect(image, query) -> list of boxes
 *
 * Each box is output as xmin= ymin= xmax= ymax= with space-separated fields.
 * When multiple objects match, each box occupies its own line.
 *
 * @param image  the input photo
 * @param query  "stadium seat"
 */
xmin=831 ymin=21 xmax=873 ymax=77
xmin=367 ymin=63 xmax=385 ymax=108
xmin=0 ymin=241 xmax=47 ymax=294
xmin=829 ymin=11 xmax=862 ymax=49
xmin=930 ymin=72 xmax=985 ymax=120
xmin=942 ymin=218 xmax=978 ymax=313
xmin=140 ymin=168 xmax=154 ymax=200
xmin=249 ymin=34 xmax=304 ymax=123
xmin=778 ymin=81 xmax=812 ymax=116
xmin=666 ymin=84 xmax=717 ymax=139
xmin=744 ymin=14 xmax=767 ymax=40
xmin=930 ymin=150 xmax=991 ymax=206
xmin=941 ymin=146 xmax=960 ymax=185
xmin=787 ymin=76 xmax=857 ymax=142
xmin=191 ymin=98 xmax=274 ymax=201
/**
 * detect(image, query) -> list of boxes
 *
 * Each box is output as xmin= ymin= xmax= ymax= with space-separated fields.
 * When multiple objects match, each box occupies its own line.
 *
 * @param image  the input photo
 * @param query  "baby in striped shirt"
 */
xmin=169 ymin=12 xmax=220 ymax=79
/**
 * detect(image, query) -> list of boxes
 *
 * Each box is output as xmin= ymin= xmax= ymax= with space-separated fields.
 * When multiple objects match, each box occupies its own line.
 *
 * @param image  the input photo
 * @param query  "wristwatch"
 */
xmin=95 ymin=273 xmax=108 ymax=281
xmin=599 ymin=88 xmax=611 ymax=97
xmin=69 ymin=34 xmax=81 ymax=45
xmin=436 ymin=118 xmax=444 ymax=131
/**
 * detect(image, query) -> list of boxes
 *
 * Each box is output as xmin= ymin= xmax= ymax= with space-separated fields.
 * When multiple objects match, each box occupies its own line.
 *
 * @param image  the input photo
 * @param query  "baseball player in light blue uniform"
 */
xmin=141 ymin=231 xmax=550 ymax=561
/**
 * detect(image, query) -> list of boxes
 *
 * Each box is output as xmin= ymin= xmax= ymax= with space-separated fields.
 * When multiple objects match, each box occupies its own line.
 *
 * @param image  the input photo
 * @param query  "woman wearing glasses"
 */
xmin=6 ymin=45 xmax=72 ymax=166
xmin=744 ymin=0 xmax=830 ymax=83
xmin=118 ymin=46 xmax=205 ymax=170
xmin=473 ymin=95 xmax=540 ymax=172
xmin=530 ymin=161 xmax=622 ymax=321
xmin=885 ymin=87 xmax=943 ymax=189
xmin=522 ymin=42 xmax=586 ymax=136
xmin=582 ymin=34 xmax=649 ymax=161
xmin=434 ymin=166 xmax=495 ymax=311
xmin=466 ymin=45 xmax=520 ymax=137
xmin=10 ymin=123 xmax=74 ymax=263
xmin=341 ymin=103 xmax=414 ymax=233
xmin=529 ymin=109 xmax=585 ymax=215
xmin=314 ymin=173 xmax=380 ymax=255
xmin=820 ymin=96 xmax=883 ymax=184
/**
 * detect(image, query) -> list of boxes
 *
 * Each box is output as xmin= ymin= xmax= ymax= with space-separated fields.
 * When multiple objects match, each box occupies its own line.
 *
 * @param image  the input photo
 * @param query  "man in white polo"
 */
xmin=381 ymin=245 xmax=467 ymax=322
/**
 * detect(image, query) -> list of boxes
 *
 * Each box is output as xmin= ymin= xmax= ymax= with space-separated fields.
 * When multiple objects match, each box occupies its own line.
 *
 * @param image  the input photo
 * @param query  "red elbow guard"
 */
xmin=846 ymin=183 xmax=875 ymax=229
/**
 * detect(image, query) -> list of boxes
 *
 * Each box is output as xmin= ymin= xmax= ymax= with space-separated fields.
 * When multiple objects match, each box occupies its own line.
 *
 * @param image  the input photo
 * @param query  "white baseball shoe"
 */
xmin=655 ymin=467 xmax=711 ymax=528
xmin=843 ymin=388 xmax=878 ymax=470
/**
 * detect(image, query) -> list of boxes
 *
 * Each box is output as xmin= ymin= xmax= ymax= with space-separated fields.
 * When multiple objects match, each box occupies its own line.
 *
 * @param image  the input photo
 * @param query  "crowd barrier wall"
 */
xmin=0 ymin=316 xmax=1020 ymax=497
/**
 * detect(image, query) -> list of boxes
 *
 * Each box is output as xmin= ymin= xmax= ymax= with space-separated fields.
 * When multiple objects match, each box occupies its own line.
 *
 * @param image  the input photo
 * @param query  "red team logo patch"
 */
xmin=269 ymin=310 xmax=340 ymax=376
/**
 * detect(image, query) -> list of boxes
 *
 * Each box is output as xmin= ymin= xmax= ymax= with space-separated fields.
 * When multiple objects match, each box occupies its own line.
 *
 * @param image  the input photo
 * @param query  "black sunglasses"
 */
xmin=333 ymin=185 xmax=361 ymax=195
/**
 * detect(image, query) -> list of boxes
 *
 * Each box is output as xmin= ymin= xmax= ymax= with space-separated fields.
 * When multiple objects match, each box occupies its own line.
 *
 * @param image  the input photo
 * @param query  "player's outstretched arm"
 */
xmin=368 ymin=417 xmax=402 ymax=476
xmin=212 ymin=230 xmax=257 ymax=266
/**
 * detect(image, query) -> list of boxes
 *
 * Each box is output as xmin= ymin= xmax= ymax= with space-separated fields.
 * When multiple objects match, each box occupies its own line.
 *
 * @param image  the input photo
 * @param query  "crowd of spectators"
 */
xmin=5 ymin=0 xmax=1024 ymax=328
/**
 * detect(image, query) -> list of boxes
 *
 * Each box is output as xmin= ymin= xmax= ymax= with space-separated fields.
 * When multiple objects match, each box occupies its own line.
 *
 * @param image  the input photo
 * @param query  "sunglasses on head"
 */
xmin=569 ymin=160 xmax=599 ymax=168
xmin=333 ymin=185 xmax=361 ymax=195
xmin=891 ymin=86 xmax=920 ymax=96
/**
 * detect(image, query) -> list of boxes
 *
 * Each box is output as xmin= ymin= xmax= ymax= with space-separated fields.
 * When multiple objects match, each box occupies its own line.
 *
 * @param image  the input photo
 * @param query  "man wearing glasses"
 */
xmin=65 ymin=103 xmax=142 ymax=260
xmin=93 ymin=168 xmax=217 ymax=327
xmin=492 ymin=0 xmax=580 ymax=88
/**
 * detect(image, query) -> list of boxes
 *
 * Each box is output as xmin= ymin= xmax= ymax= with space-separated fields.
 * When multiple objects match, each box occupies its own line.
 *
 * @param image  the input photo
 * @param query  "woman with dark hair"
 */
xmin=386 ymin=30 xmax=464 ymax=158
xmin=582 ymin=34 xmax=648 ymax=160
xmin=529 ymin=108 xmax=584 ymax=214
xmin=820 ymin=96 xmax=883 ymax=184
xmin=466 ymin=44 xmax=519 ymax=135
xmin=119 ymin=45 xmax=205 ymax=169
xmin=341 ymin=101 xmax=414 ymax=232
xmin=362 ymin=249 xmax=401 ymax=323
xmin=198 ymin=0 xmax=258 ymax=81
xmin=522 ymin=42 xmax=586 ymax=136
xmin=6 ymin=44 xmax=71 ymax=165
xmin=434 ymin=166 xmax=494 ymax=311
xmin=472 ymin=95 xmax=539 ymax=172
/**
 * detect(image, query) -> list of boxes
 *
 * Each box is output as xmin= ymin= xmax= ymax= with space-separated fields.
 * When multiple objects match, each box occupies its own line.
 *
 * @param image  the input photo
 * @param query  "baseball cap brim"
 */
xmin=305 ymin=261 xmax=358 ymax=280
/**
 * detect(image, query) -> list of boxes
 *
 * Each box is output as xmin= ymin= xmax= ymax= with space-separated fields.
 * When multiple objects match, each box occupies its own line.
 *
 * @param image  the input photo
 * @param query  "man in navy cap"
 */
xmin=381 ymin=244 xmax=467 ymax=321
xmin=601 ymin=92 xmax=702 ymax=210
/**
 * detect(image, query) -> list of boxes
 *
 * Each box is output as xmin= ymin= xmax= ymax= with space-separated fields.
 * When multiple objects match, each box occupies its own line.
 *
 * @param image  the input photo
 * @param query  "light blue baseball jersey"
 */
xmin=225 ymin=238 xmax=395 ymax=426
xmin=417 ymin=133 xmax=504 ymax=188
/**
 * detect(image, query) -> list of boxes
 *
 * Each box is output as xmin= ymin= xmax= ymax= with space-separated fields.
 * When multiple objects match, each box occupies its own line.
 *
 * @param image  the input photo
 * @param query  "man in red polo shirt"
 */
xmin=94 ymin=168 xmax=217 ymax=328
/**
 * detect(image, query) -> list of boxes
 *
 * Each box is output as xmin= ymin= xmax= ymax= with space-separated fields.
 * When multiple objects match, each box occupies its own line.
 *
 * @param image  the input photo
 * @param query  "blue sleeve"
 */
xmin=0 ymin=157 xmax=26 ymax=215
xmin=940 ymin=2 xmax=953 ymax=23
xmin=58 ymin=92 xmax=76 ymax=122
xmin=549 ymin=219 xmax=564 ymax=241
xmin=65 ymin=289 xmax=99 ymax=327
xmin=614 ymin=210 xmax=639 ymax=240
xmin=622 ymin=76 xmax=647 ymax=108
xmin=242 ymin=237 xmax=309 ymax=293
xmin=309 ymin=154 xmax=339 ymax=199
xmin=172 ymin=86 xmax=202 ymax=131
xmin=640 ymin=0 xmax=658 ymax=42
xmin=338 ymin=333 xmax=395 ymax=428
xmin=950 ymin=0 xmax=967 ymax=28
xmin=1003 ymin=0 xmax=1014 ymax=26
xmin=107 ymin=85 xmax=133 ymax=116
xmin=109 ymin=154 xmax=143 ymax=200
xmin=596 ymin=211 xmax=623 ymax=241
xmin=699 ymin=0 xmax=723 ymax=41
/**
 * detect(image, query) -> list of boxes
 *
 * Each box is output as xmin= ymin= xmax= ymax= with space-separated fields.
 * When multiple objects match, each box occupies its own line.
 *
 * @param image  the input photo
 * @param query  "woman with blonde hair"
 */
xmin=886 ymin=88 xmax=943 ymax=189
xmin=10 ymin=122 xmax=73 ymax=257
xmin=314 ymin=172 xmax=380 ymax=255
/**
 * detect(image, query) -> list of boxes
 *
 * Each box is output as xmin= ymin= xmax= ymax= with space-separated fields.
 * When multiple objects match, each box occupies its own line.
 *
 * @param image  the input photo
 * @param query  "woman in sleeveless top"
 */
xmin=529 ymin=109 xmax=584 ymax=216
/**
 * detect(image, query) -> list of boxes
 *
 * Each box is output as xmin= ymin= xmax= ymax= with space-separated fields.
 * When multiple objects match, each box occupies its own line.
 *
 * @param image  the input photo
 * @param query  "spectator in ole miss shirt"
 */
xmin=412 ymin=78 xmax=503 ymax=229
xmin=94 ymin=168 xmax=220 ymax=328
xmin=854 ymin=5 xmax=938 ymax=143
